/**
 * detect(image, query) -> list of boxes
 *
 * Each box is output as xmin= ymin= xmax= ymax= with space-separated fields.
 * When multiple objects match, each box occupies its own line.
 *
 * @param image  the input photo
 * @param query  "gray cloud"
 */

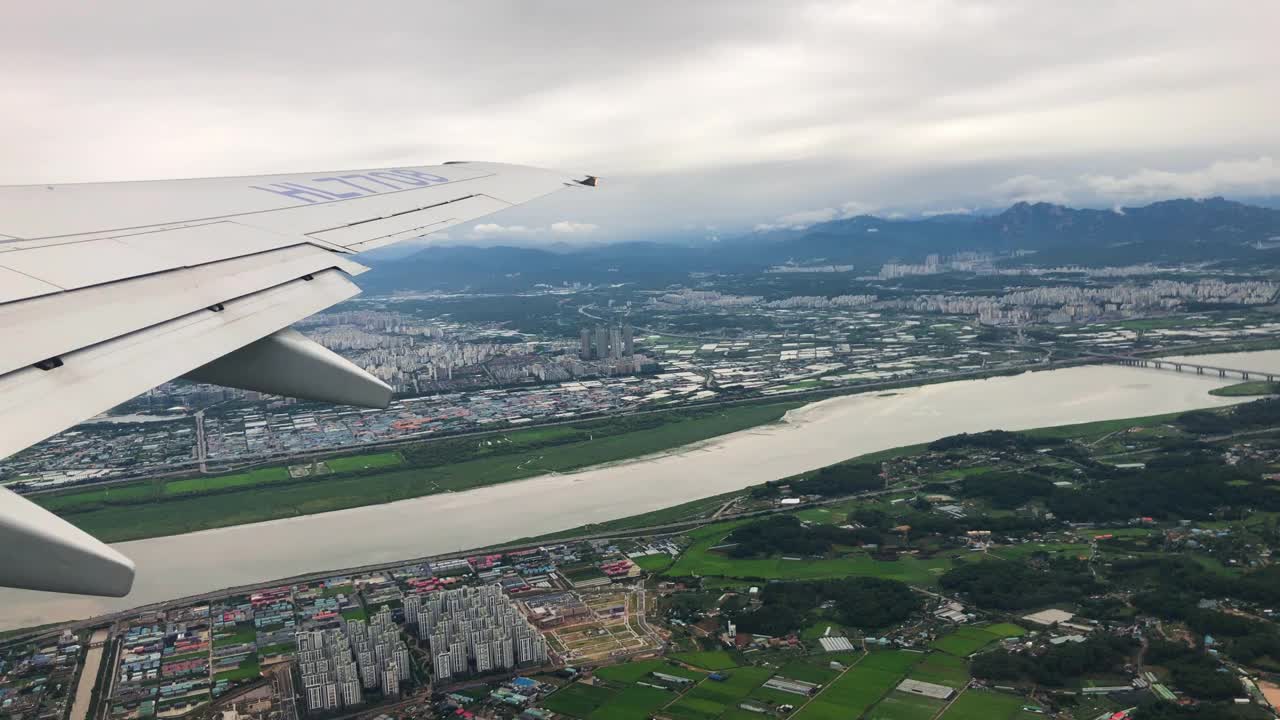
xmin=1081 ymin=157 xmax=1280 ymax=201
xmin=2 ymin=1 xmax=1278 ymax=240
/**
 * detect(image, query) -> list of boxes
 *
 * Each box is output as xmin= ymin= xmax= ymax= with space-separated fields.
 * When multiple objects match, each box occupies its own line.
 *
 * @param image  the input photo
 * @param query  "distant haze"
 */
xmin=3 ymin=1 xmax=1279 ymax=242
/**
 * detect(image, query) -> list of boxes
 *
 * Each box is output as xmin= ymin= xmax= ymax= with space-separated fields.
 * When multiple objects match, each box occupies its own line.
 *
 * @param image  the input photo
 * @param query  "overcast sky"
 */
xmin=4 ymin=1 xmax=1279 ymax=243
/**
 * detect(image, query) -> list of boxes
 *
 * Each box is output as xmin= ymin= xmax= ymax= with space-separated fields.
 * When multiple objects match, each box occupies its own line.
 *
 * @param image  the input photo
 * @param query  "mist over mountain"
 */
xmin=358 ymin=197 xmax=1280 ymax=291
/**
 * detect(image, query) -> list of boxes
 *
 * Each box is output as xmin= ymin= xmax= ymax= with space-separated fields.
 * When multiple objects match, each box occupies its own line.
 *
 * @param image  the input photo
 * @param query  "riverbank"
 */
xmin=37 ymin=401 xmax=802 ymax=543
xmin=0 ymin=359 xmax=1252 ymax=631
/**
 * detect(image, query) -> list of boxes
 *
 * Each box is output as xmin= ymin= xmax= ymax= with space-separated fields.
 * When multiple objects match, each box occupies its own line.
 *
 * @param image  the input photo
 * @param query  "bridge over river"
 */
xmin=1101 ymin=354 xmax=1277 ymax=382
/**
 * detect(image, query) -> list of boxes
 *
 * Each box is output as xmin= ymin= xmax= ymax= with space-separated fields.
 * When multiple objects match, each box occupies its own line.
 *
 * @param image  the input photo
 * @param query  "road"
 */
xmin=68 ymin=628 xmax=108 ymax=720
xmin=194 ymin=410 xmax=208 ymax=474
xmin=269 ymin=663 xmax=299 ymax=720
xmin=631 ymin=586 xmax=663 ymax=648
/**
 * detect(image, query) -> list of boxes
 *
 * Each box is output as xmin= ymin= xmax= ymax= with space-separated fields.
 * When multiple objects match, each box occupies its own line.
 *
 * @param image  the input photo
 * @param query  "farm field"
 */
xmin=865 ymin=691 xmax=947 ymax=720
xmin=664 ymin=526 xmax=957 ymax=586
xmin=671 ymin=650 xmax=741 ymax=671
xmin=906 ymin=652 xmax=969 ymax=688
xmin=930 ymin=626 xmax=1007 ymax=657
xmin=593 ymin=659 xmax=705 ymax=685
xmin=790 ymin=652 xmax=925 ymax=720
xmin=982 ymin=623 xmax=1027 ymax=638
xmin=988 ymin=542 xmax=1090 ymax=561
xmin=540 ymin=683 xmax=616 ymax=718
xmin=664 ymin=666 xmax=773 ymax=720
xmin=587 ymin=685 xmax=675 ymax=720
xmin=938 ymin=689 xmax=1026 ymax=720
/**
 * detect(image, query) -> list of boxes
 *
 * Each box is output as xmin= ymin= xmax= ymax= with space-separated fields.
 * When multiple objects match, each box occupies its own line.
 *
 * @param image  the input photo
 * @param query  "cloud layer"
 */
xmin=3 ymin=1 xmax=1278 ymax=239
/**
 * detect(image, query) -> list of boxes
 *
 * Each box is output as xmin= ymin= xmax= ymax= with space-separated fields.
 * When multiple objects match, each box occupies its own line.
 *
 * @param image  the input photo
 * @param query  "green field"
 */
xmin=867 ymin=691 xmax=947 ymax=720
xmin=671 ymin=650 xmax=741 ymax=671
xmin=541 ymin=682 xmax=616 ymax=718
xmin=665 ymin=667 xmax=773 ymax=720
xmin=214 ymin=658 xmax=260 ymax=683
xmin=164 ymin=467 xmax=290 ymax=496
xmin=594 ymin=659 xmax=704 ymax=685
xmin=778 ymin=658 xmax=845 ymax=685
xmin=588 ymin=685 xmax=675 ymax=720
xmin=860 ymin=651 xmax=926 ymax=674
xmin=664 ymin=525 xmax=957 ymax=586
xmin=907 ymin=652 xmax=969 ymax=688
xmin=938 ymin=689 xmax=1025 ymax=720
xmin=988 ymin=543 xmax=1090 ymax=561
xmin=982 ymin=623 xmax=1027 ymax=638
xmin=1023 ymin=411 xmax=1186 ymax=441
xmin=40 ymin=402 xmax=799 ymax=542
xmin=524 ymin=489 xmax=746 ymax=544
xmin=631 ymin=553 xmax=675 ymax=572
xmin=794 ymin=666 xmax=903 ymax=720
xmin=257 ymin=643 xmax=294 ymax=657
xmin=1210 ymin=380 xmax=1280 ymax=397
xmin=930 ymin=627 xmax=1004 ymax=657
xmin=213 ymin=624 xmax=256 ymax=647
xmin=323 ymin=452 xmax=403 ymax=472
xmin=34 ymin=481 xmax=157 ymax=512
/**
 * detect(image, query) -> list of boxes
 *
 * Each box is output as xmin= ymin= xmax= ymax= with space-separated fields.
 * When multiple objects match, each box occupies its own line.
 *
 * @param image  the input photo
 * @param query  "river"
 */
xmin=1 ymin=353 xmax=1274 ymax=630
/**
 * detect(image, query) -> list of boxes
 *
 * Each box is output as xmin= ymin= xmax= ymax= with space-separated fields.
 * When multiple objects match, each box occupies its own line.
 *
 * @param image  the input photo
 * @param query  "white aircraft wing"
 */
xmin=0 ymin=161 xmax=595 ymax=597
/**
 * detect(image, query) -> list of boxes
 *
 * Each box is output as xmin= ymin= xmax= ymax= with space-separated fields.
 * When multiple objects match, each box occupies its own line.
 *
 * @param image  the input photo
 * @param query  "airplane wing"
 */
xmin=0 ymin=161 xmax=595 ymax=597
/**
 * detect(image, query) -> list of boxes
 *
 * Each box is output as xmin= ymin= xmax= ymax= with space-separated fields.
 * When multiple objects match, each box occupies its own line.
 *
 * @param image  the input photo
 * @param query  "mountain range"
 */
xmin=357 ymin=197 xmax=1280 ymax=291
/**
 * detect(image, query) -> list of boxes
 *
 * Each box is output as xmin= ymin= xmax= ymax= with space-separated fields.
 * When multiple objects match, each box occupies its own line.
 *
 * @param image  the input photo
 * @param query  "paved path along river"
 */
xmin=0 ymin=356 xmax=1271 ymax=630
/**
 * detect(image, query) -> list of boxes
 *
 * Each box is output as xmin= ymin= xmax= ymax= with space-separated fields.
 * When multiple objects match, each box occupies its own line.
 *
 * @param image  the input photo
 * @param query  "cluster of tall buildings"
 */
xmin=406 ymin=585 xmax=548 ymax=683
xmin=295 ymin=609 xmax=410 ymax=714
xmin=579 ymin=323 xmax=635 ymax=361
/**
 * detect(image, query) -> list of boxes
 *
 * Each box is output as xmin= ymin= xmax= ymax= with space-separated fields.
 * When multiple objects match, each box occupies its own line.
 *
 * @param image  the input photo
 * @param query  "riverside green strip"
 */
xmin=37 ymin=402 xmax=801 ymax=543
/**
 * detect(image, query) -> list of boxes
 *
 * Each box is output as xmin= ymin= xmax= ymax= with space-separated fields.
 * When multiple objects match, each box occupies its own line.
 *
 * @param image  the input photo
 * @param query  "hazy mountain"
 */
xmin=358 ymin=197 xmax=1280 ymax=291
xmin=750 ymin=197 xmax=1280 ymax=267
xmin=357 ymin=241 xmax=756 ymax=292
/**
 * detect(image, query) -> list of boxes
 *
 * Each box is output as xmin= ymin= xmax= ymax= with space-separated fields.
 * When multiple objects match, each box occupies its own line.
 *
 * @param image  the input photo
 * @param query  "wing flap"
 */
xmin=0 ymin=267 xmax=60 ymax=304
xmin=0 ymin=238 xmax=183 ymax=290
xmin=305 ymin=193 xmax=511 ymax=250
xmin=0 ymin=269 xmax=360 ymax=459
xmin=0 ymin=244 xmax=367 ymax=377
xmin=0 ymin=221 xmax=317 ymax=294
xmin=115 ymin=221 xmax=301 ymax=268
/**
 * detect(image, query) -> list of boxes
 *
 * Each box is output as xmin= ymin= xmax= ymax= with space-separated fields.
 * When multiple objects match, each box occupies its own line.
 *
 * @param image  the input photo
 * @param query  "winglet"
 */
xmin=183 ymin=328 xmax=393 ymax=408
